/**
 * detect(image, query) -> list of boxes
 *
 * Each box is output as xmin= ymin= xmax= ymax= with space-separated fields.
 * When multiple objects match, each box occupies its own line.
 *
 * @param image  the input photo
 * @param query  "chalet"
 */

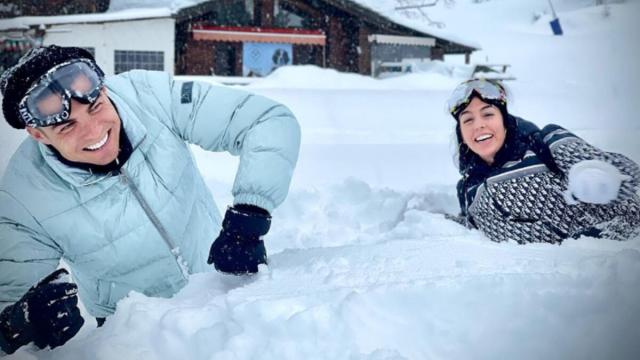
xmin=0 ymin=0 xmax=478 ymax=78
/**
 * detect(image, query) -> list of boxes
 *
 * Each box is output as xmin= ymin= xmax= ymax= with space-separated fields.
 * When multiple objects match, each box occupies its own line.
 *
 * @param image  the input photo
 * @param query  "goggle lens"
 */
xmin=19 ymin=59 xmax=103 ymax=127
xmin=448 ymin=80 xmax=506 ymax=115
xmin=26 ymin=86 xmax=65 ymax=118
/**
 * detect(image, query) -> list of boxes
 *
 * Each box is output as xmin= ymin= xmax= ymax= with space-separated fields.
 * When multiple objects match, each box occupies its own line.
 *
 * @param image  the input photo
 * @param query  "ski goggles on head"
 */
xmin=18 ymin=58 xmax=105 ymax=128
xmin=447 ymin=79 xmax=507 ymax=116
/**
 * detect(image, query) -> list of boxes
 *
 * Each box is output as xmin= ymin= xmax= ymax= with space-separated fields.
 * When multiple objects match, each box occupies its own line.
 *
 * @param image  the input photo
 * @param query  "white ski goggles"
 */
xmin=447 ymin=79 xmax=507 ymax=116
xmin=18 ymin=59 xmax=104 ymax=128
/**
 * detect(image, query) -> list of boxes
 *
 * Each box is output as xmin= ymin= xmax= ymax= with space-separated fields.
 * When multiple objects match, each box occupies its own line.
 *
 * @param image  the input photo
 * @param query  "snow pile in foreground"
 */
xmin=18 ymin=179 xmax=640 ymax=360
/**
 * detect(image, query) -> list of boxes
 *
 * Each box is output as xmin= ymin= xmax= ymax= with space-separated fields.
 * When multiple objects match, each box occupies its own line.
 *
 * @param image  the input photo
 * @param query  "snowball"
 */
xmin=566 ymin=160 xmax=625 ymax=205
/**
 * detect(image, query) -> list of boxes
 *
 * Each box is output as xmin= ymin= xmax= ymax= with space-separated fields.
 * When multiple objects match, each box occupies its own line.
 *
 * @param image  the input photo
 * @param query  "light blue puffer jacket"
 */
xmin=0 ymin=70 xmax=300 ymax=317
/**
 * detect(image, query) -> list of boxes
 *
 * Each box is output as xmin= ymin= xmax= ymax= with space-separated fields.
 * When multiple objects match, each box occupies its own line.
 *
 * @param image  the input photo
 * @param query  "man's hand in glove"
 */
xmin=0 ymin=269 xmax=84 ymax=354
xmin=207 ymin=204 xmax=271 ymax=275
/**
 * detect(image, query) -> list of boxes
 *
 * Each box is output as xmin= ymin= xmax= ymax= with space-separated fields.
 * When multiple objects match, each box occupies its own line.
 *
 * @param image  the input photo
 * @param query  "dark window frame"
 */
xmin=114 ymin=50 xmax=164 ymax=74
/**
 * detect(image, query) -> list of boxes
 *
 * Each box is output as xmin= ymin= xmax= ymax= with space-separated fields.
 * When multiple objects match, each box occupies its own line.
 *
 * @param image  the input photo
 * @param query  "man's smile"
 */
xmin=84 ymin=130 xmax=110 ymax=151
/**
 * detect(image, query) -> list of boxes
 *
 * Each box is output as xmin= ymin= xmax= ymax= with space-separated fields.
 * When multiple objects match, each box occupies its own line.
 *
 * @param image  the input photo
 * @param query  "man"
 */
xmin=0 ymin=45 xmax=300 ymax=354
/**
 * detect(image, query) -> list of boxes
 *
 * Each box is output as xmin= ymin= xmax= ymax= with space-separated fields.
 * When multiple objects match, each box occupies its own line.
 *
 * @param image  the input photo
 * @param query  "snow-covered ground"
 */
xmin=2 ymin=0 xmax=640 ymax=359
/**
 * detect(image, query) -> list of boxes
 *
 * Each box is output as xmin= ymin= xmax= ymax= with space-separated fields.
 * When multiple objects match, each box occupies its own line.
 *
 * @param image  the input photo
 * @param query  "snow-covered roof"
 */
xmin=107 ymin=0 xmax=209 ymax=13
xmin=1 ymin=0 xmax=478 ymax=50
xmin=0 ymin=1 xmax=213 ymax=31
xmin=349 ymin=0 xmax=481 ymax=50
xmin=0 ymin=8 xmax=173 ymax=31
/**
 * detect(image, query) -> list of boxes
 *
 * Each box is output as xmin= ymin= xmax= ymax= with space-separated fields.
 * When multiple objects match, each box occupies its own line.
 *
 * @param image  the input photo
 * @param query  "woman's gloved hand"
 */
xmin=564 ymin=160 xmax=630 ymax=205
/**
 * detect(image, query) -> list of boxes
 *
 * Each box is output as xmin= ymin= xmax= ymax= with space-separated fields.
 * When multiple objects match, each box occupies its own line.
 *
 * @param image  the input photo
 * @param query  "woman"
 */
xmin=448 ymin=79 xmax=640 ymax=244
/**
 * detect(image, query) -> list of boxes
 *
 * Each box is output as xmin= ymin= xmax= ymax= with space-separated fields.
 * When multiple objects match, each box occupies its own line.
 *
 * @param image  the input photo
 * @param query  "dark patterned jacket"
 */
xmin=456 ymin=116 xmax=640 ymax=244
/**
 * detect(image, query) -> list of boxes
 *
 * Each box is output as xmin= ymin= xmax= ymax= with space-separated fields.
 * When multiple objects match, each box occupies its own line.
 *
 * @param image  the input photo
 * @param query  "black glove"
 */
xmin=0 ymin=269 xmax=84 ymax=354
xmin=207 ymin=204 xmax=271 ymax=275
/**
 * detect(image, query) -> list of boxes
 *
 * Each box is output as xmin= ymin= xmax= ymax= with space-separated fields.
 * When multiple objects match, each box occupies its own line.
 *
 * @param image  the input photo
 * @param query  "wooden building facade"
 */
xmin=175 ymin=0 xmax=477 ymax=77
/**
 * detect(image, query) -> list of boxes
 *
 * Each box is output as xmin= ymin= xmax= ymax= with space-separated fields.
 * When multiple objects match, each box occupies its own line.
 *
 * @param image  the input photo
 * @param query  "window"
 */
xmin=274 ymin=6 xmax=304 ymax=28
xmin=210 ymin=0 xmax=252 ymax=26
xmin=114 ymin=50 xmax=164 ymax=74
xmin=274 ymin=1 xmax=315 ymax=29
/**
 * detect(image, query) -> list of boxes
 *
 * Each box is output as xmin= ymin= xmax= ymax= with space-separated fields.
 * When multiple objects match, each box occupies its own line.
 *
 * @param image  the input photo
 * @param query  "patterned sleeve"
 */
xmin=470 ymin=184 xmax=566 ymax=244
xmin=538 ymin=124 xmax=606 ymax=174
xmin=478 ymin=211 xmax=565 ymax=244
xmin=539 ymin=124 xmax=640 ymax=197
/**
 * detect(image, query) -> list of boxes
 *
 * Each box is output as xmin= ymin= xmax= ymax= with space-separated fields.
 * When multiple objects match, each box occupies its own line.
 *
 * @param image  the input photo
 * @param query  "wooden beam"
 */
xmin=255 ymin=0 xmax=275 ymax=27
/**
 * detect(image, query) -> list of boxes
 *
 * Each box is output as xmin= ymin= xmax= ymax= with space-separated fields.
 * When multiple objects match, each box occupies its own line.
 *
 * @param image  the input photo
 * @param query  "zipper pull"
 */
xmin=119 ymin=170 xmax=127 ymax=185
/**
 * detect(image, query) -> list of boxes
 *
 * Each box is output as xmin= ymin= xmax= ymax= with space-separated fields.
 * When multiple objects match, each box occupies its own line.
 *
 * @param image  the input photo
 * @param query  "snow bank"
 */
xmin=32 ymin=180 xmax=640 ymax=359
xmin=246 ymin=64 xmax=465 ymax=90
xmin=248 ymin=65 xmax=388 ymax=90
